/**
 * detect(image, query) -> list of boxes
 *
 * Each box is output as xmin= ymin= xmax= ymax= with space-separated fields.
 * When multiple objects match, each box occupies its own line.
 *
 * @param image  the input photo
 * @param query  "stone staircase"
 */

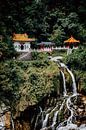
xmin=17 ymin=51 xmax=32 ymax=60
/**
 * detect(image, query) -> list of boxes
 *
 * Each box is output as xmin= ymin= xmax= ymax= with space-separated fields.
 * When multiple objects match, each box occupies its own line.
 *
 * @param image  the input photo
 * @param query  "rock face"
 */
xmin=75 ymin=95 xmax=86 ymax=126
xmin=5 ymin=111 xmax=11 ymax=129
xmin=0 ymin=103 xmax=11 ymax=129
xmin=57 ymin=124 xmax=86 ymax=130
xmin=15 ymin=121 xmax=31 ymax=130
xmin=0 ymin=60 xmax=86 ymax=130
xmin=0 ymin=95 xmax=86 ymax=130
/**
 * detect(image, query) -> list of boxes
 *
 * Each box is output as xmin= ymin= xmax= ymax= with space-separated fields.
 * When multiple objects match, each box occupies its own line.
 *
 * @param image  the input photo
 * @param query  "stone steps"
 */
xmin=17 ymin=52 xmax=32 ymax=60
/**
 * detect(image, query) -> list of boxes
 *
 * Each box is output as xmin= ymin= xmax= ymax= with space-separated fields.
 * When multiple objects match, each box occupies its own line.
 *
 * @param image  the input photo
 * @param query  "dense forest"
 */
xmin=0 ymin=1 xmax=86 ymax=130
xmin=0 ymin=0 xmax=86 ymax=44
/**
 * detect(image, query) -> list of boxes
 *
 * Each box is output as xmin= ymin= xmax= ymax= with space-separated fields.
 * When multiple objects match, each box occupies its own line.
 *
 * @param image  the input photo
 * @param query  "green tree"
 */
xmin=66 ymin=48 xmax=86 ymax=71
xmin=0 ymin=38 xmax=16 ymax=60
xmin=49 ymin=27 xmax=65 ymax=46
xmin=0 ymin=0 xmax=86 ymax=42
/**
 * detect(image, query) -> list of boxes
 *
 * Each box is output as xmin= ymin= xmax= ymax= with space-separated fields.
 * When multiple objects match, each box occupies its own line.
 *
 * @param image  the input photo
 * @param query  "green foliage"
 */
xmin=0 ymin=38 xmax=16 ymax=60
xmin=49 ymin=27 xmax=65 ymax=46
xmin=66 ymin=48 xmax=86 ymax=93
xmin=31 ymin=51 xmax=50 ymax=60
xmin=49 ymin=12 xmax=85 ymax=45
xmin=75 ymin=70 xmax=86 ymax=92
xmin=66 ymin=48 xmax=86 ymax=71
xmin=0 ymin=0 xmax=86 ymax=44
xmin=0 ymin=60 xmax=60 ymax=110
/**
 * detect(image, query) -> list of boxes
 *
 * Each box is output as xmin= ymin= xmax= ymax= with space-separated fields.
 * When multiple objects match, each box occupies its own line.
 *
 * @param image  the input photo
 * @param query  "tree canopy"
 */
xmin=0 ymin=0 xmax=86 ymax=43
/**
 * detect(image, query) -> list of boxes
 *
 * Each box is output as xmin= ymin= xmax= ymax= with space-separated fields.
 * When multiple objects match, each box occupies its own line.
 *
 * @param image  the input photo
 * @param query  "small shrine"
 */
xmin=37 ymin=42 xmax=55 ymax=51
xmin=64 ymin=36 xmax=80 ymax=48
xmin=13 ymin=33 xmax=35 ymax=52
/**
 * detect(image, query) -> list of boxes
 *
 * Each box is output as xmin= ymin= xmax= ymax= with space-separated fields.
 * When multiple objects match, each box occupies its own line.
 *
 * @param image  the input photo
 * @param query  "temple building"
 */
xmin=64 ymin=36 xmax=80 ymax=48
xmin=13 ymin=33 xmax=35 ymax=52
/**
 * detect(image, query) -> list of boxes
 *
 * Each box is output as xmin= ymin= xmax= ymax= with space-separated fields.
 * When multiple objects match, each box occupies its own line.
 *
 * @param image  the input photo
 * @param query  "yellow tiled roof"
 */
xmin=13 ymin=33 xmax=35 ymax=42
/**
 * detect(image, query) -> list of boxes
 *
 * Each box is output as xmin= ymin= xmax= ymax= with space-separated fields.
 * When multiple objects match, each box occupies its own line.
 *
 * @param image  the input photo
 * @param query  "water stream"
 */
xmin=66 ymin=68 xmax=77 ymax=94
xmin=0 ymin=115 xmax=5 ymax=130
xmin=60 ymin=71 xmax=67 ymax=96
xmin=51 ymin=100 xmax=65 ymax=130
xmin=0 ymin=57 xmax=85 ymax=130
xmin=11 ymin=114 xmax=15 ymax=130
xmin=34 ymin=107 xmax=43 ymax=130
xmin=40 ymin=107 xmax=44 ymax=123
xmin=57 ymin=62 xmax=78 ymax=129
xmin=42 ymin=113 xmax=49 ymax=128
xmin=39 ymin=58 xmax=83 ymax=130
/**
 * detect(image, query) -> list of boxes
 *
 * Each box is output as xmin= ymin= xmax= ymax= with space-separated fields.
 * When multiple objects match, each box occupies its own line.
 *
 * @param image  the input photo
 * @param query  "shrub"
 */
xmin=66 ymin=48 xmax=86 ymax=71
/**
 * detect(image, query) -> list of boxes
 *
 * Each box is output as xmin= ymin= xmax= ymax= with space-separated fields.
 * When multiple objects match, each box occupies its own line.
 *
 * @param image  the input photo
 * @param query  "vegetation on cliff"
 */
xmin=0 ymin=59 xmax=60 ymax=111
xmin=0 ymin=39 xmax=16 ymax=60
xmin=66 ymin=48 xmax=86 ymax=93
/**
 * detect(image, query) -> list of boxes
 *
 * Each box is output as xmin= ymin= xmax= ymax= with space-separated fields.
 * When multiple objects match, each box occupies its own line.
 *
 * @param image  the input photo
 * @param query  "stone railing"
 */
xmin=31 ymin=46 xmax=78 ymax=52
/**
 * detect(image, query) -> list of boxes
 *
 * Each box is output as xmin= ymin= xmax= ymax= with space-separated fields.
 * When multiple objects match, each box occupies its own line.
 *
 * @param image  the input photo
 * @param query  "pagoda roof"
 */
xmin=13 ymin=33 xmax=35 ymax=42
xmin=64 ymin=36 xmax=80 ymax=43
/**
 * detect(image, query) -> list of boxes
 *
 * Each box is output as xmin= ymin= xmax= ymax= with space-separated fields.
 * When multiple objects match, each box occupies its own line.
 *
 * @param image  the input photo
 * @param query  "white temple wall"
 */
xmin=13 ymin=42 xmax=31 ymax=52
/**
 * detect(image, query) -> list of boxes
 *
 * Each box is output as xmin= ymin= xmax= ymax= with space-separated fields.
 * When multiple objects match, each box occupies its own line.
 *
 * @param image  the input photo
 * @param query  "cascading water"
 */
xmin=66 ymin=68 xmax=77 ymax=94
xmin=11 ymin=114 xmax=15 ymax=130
xmin=60 ymin=62 xmax=77 ymax=94
xmin=58 ymin=62 xmax=78 ymax=128
xmin=51 ymin=100 xmax=65 ymax=130
xmin=34 ymin=107 xmax=44 ymax=130
xmin=35 ymin=57 xmax=85 ymax=130
xmin=60 ymin=71 xmax=67 ymax=96
xmin=66 ymin=95 xmax=75 ymax=124
xmin=0 ymin=115 xmax=5 ymax=130
xmin=34 ymin=114 xmax=39 ymax=130
xmin=52 ymin=111 xmax=58 ymax=129
xmin=42 ymin=113 xmax=49 ymax=128
xmin=40 ymin=107 xmax=44 ymax=123
xmin=41 ymin=63 xmax=67 ymax=130
xmin=40 ymin=60 xmax=78 ymax=130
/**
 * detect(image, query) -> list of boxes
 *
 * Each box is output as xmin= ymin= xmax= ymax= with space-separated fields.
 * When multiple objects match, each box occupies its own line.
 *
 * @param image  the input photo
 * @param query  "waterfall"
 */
xmin=41 ymin=60 xmax=78 ymax=130
xmin=65 ymin=65 xmax=78 ymax=126
xmin=66 ymin=95 xmax=74 ymax=124
xmin=11 ymin=114 xmax=15 ymax=130
xmin=66 ymin=68 xmax=77 ymax=94
xmin=60 ymin=71 xmax=67 ymax=96
xmin=39 ymin=107 xmax=44 ymax=123
xmin=59 ymin=62 xmax=78 ymax=127
xmin=59 ymin=62 xmax=79 ymax=130
xmin=42 ymin=113 xmax=49 ymax=128
xmin=52 ymin=111 xmax=58 ymax=129
xmin=66 ymin=93 xmax=78 ymax=125
xmin=35 ymin=57 xmax=83 ymax=130
xmin=34 ymin=114 xmax=39 ymax=130
xmin=51 ymin=100 xmax=65 ymax=130
xmin=34 ymin=107 xmax=44 ymax=130
xmin=60 ymin=62 xmax=77 ymax=94
xmin=0 ymin=115 xmax=5 ymax=130
xmin=60 ymin=62 xmax=77 ymax=95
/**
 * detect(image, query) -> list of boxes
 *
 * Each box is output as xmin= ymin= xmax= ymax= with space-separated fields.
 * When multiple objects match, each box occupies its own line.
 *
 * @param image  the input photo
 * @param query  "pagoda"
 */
xmin=64 ymin=36 xmax=80 ymax=48
xmin=13 ymin=33 xmax=35 ymax=52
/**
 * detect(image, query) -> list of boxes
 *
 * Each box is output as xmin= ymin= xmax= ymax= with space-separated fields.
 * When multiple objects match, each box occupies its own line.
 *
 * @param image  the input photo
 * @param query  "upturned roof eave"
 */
xmin=64 ymin=36 xmax=80 ymax=43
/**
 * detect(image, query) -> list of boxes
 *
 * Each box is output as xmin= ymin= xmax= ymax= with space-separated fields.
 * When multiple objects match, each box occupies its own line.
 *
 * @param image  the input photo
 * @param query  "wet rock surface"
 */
xmin=0 ymin=94 xmax=86 ymax=130
xmin=0 ymin=103 xmax=12 ymax=130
